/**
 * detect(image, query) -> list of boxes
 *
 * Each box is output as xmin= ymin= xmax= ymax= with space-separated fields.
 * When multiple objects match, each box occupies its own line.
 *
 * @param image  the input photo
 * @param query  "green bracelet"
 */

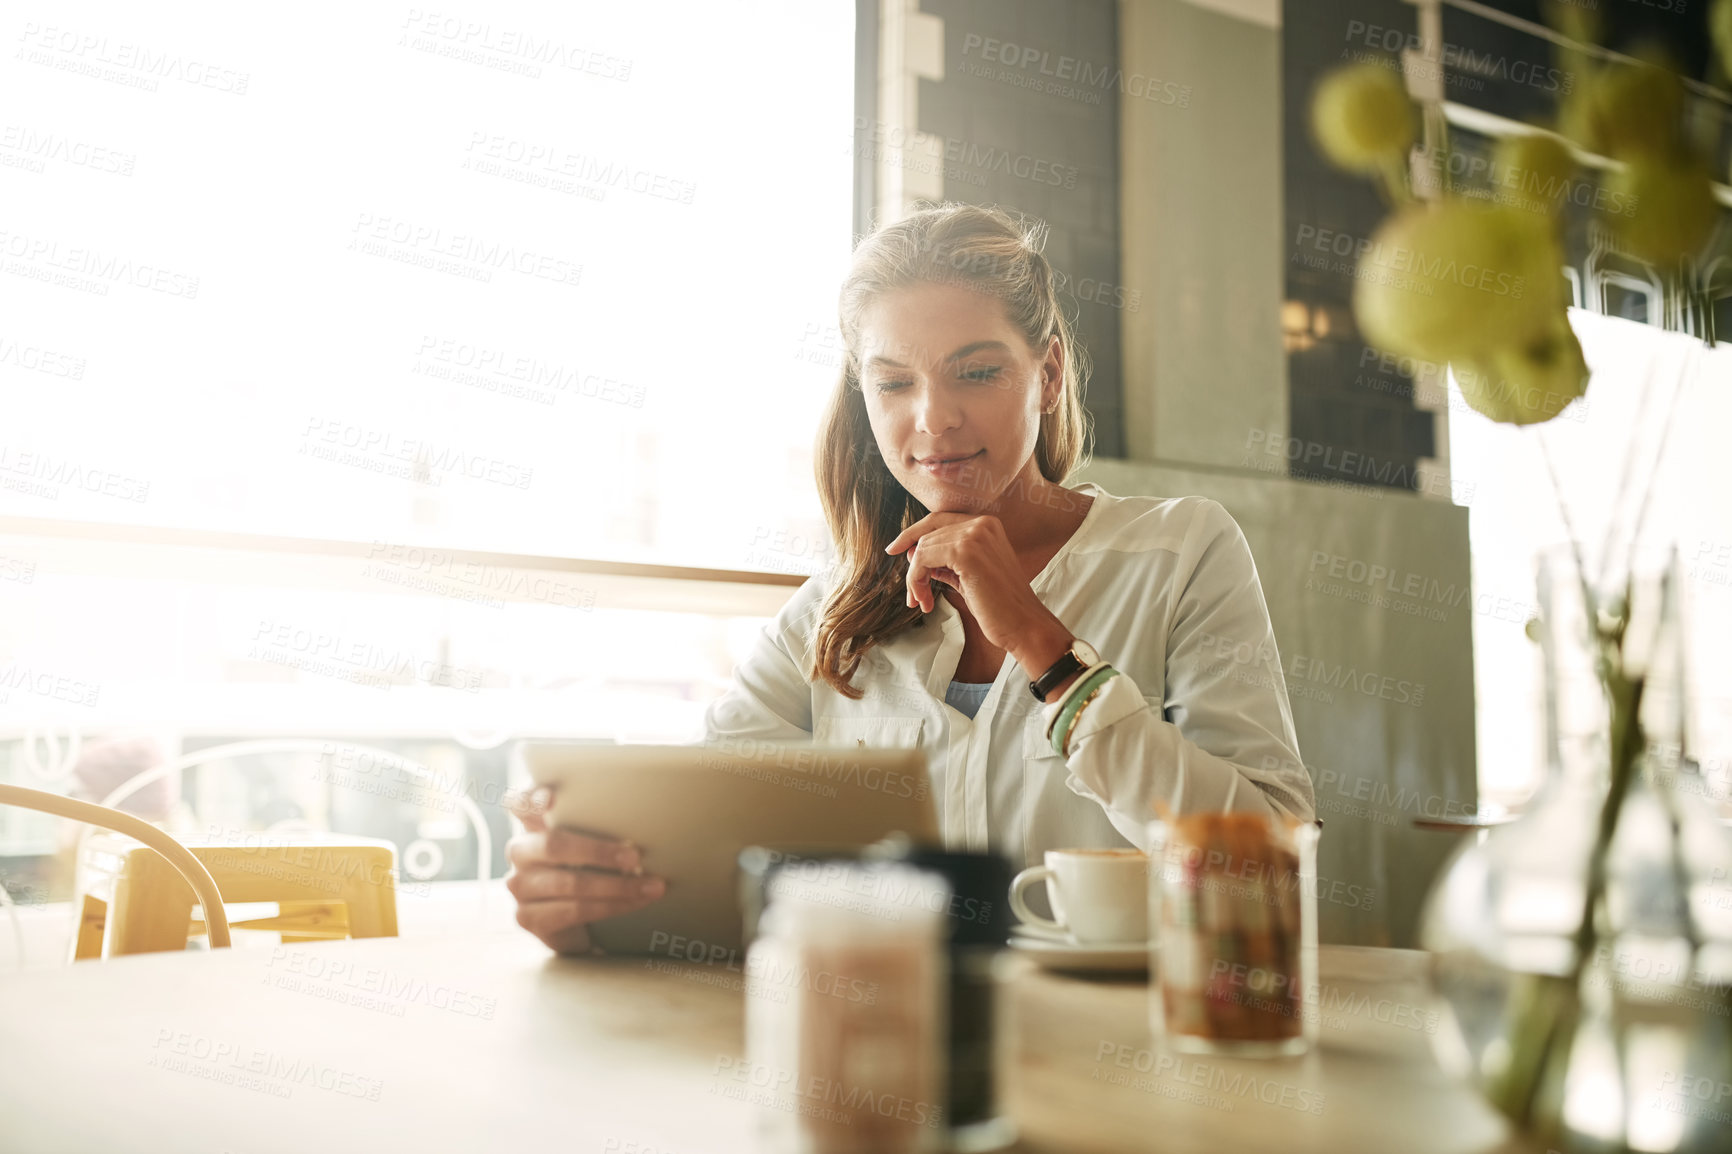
xmin=1056 ymin=676 xmax=1113 ymax=758
xmin=1051 ymin=665 xmax=1118 ymax=757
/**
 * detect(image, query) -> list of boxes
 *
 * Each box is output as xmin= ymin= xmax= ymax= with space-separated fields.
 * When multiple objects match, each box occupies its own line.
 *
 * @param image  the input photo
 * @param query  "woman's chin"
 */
xmin=915 ymin=484 xmax=995 ymax=512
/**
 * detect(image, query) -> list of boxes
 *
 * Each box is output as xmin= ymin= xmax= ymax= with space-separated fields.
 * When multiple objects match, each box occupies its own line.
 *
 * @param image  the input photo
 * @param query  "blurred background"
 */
xmin=1 ymin=0 xmax=1728 ymax=960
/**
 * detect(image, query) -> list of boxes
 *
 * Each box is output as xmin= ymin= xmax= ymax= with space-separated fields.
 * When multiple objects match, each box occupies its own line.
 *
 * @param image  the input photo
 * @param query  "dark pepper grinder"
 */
xmin=881 ymin=845 xmax=1017 ymax=1151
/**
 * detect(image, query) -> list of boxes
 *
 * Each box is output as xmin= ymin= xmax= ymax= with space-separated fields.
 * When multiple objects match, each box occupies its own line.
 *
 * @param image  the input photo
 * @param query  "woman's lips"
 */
xmin=915 ymin=450 xmax=983 ymax=478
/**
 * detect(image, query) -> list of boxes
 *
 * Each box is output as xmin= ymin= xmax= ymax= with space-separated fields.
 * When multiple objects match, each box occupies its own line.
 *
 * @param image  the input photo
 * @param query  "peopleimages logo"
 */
xmin=851 ymin=118 xmax=1078 ymax=189
xmin=250 ymin=619 xmax=488 ymax=692
xmin=1093 ymin=1043 xmax=1326 ymax=1114
xmin=711 ymin=1056 xmax=946 ymax=1130
xmin=1293 ymin=224 xmax=1525 ymax=299
xmin=348 ymin=211 xmax=583 ymax=288
xmin=0 ymin=332 xmax=87 ymax=379
xmin=0 ymin=661 xmax=101 ymax=707
xmin=1287 ymin=655 xmax=1425 ymax=708
xmin=463 ymin=131 xmax=697 ymax=204
xmin=1410 ymin=143 xmax=1636 ymax=218
xmin=300 ymin=417 xmax=534 ymax=489
xmin=265 ymin=947 xmax=498 ymax=1019
xmin=0 ymin=227 xmax=200 ymax=299
xmin=646 ymin=930 xmax=880 ymax=1005
xmin=0 ymin=445 xmax=149 ymax=502
xmin=149 ymin=1029 xmax=384 ymax=1100
xmin=959 ymin=33 xmax=1191 ymax=106
xmin=1353 ymin=348 xmax=1590 ymax=426
xmin=398 ymin=8 xmax=634 ymax=81
xmin=702 ymin=736 xmax=928 ymax=802
xmin=1341 ymin=21 xmax=1573 ymax=94
xmin=363 ymin=540 xmax=597 ymax=609
xmin=0 ymin=125 xmax=136 ymax=176
xmin=1243 ymin=430 xmax=1471 ymax=500
xmin=413 ymin=334 xmax=644 ymax=409
xmin=16 ymin=22 xmax=252 ymax=94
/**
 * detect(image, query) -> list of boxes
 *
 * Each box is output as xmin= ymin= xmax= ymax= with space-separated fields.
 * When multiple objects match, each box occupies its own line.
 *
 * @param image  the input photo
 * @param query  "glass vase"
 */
xmin=1420 ymin=546 xmax=1732 ymax=1154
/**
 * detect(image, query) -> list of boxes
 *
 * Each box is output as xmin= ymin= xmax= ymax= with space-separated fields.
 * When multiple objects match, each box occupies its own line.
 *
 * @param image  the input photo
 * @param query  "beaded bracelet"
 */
xmin=1050 ymin=665 xmax=1119 ymax=757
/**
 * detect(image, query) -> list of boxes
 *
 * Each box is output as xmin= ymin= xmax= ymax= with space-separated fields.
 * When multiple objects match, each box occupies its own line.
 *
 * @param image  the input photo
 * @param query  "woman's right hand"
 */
xmin=505 ymin=785 xmax=667 ymax=955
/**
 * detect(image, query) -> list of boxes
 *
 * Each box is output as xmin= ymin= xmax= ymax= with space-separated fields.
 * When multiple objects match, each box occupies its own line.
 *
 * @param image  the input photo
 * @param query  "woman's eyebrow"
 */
xmin=866 ymin=340 xmax=1011 ymax=369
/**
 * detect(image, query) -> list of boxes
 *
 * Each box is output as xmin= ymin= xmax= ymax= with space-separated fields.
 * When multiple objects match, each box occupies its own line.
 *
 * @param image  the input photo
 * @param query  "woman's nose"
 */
xmin=911 ymin=381 xmax=964 ymax=434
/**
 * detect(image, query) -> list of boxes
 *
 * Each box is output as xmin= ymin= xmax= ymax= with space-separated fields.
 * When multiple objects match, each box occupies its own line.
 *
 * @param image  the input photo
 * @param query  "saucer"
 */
xmin=1008 ymin=929 xmax=1151 ymax=974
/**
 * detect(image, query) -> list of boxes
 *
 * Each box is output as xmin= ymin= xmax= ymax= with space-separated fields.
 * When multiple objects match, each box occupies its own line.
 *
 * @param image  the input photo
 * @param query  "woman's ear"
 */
xmin=1042 ymin=334 xmax=1064 ymax=404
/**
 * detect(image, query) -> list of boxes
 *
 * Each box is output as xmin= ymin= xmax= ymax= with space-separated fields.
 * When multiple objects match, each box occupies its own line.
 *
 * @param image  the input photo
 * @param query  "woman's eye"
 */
xmin=873 ymin=368 xmax=997 ymax=392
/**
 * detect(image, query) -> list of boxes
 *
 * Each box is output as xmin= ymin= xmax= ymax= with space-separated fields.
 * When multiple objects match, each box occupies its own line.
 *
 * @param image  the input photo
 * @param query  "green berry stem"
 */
xmin=1377 ymin=151 xmax=1414 ymax=209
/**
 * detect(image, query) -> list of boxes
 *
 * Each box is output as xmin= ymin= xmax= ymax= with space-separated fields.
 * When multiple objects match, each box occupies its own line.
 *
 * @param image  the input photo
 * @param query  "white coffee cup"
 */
xmin=1009 ymin=847 xmax=1149 ymax=944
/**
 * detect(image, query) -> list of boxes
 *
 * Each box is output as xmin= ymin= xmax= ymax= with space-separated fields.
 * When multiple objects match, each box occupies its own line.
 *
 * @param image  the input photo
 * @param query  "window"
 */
xmin=0 ymin=1 xmax=857 ymax=952
xmin=1427 ymin=13 xmax=1732 ymax=810
xmin=1450 ymin=310 xmax=1732 ymax=808
xmin=1 ymin=0 xmax=854 ymax=570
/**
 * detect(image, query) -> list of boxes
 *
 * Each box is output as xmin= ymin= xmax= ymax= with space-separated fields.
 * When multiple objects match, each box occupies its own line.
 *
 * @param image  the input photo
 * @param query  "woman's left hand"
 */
xmin=884 ymin=512 xmax=1058 ymax=650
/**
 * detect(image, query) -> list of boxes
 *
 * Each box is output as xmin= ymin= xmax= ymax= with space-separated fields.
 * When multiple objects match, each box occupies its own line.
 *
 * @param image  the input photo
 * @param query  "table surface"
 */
xmin=0 ymin=931 xmax=1538 ymax=1153
xmin=1411 ymin=814 xmax=1517 ymax=831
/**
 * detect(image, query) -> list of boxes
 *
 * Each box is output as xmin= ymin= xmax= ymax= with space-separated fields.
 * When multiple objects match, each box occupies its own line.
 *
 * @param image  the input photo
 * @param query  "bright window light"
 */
xmin=1448 ymin=309 xmax=1732 ymax=805
xmin=0 ymin=0 xmax=855 ymax=571
xmin=0 ymin=1 xmax=856 ymax=918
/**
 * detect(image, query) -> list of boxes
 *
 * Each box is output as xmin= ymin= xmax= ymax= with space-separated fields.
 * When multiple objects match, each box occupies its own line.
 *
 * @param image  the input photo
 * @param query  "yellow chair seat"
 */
xmin=74 ymin=830 xmax=399 ymax=959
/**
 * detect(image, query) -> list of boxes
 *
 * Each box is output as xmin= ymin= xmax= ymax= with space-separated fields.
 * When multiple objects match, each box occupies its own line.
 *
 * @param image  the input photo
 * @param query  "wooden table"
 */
xmin=1001 ymin=946 xmax=1532 ymax=1154
xmin=0 ymin=932 xmax=1536 ymax=1152
xmin=1411 ymin=814 xmax=1518 ymax=832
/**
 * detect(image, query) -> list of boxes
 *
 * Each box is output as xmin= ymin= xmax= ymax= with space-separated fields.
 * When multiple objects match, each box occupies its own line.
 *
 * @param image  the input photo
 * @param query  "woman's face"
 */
xmin=856 ymin=280 xmax=1060 ymax=513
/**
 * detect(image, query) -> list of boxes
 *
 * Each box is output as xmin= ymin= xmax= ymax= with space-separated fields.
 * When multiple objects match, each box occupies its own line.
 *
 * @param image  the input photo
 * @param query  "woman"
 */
xmin=509 ymin=202 xmax=1315 ymax=954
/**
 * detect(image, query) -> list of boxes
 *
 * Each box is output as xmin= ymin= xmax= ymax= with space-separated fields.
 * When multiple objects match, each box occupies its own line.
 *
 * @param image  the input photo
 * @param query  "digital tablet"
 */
xmin=518 ymin=739 xmax=939 ymax=957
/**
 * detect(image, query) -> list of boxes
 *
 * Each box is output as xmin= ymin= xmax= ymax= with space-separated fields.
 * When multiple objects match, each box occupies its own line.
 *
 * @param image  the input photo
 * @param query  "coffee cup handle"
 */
xmin=1009 ymin=866 xmax=1066 ymax=935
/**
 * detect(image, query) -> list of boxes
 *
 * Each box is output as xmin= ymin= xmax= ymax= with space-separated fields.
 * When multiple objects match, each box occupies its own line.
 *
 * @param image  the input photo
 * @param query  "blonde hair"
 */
xmin=808 ymin=201 xmax=1094 ymax=699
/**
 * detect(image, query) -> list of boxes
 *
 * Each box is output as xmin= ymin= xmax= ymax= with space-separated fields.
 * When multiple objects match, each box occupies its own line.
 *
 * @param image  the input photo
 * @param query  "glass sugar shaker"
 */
xmin=745 ymin=860 xmax=952 ymax=1154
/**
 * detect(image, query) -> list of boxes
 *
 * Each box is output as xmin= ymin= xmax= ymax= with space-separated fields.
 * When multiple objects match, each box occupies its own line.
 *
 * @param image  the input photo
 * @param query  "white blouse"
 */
xmin=700 ymin=481 xmax=1316 ymax=866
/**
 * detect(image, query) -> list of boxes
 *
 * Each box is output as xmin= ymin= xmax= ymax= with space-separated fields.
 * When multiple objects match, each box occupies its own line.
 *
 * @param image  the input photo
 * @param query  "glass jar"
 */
xmin=745 ymin=860 xmax=951 ymax=1154
xmin=1146 ymin=811 xmax=1320 ymax=1056
xmin=738 ymin=840 xmax=1018 ymax=1152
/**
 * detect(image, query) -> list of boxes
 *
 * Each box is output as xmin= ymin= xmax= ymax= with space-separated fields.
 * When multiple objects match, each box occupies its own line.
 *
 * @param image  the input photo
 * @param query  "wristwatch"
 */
xmin=1028 ymin=637 xmax=1100 ymax=702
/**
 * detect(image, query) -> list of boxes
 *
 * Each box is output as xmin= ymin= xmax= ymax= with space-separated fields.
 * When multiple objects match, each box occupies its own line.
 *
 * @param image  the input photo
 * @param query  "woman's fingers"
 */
xmin=514 ymin=895 xmax=660 ymax=939
xmin=502 ymin=789 xmax=662 ymax=953
xmin=904 ymin=535 xmax=963 ymax=613
xmin=507 ymin=862 xmax=668 ymax=951
xmin=509 ymin=785 xmax=553 ymax=832
xmin=507 ymin=865 xmax=666 ymax=903
xmin=906 ymin=539 xmax=931 ymax=612
xmin=505 ymin=827 xmax=642 ymax=873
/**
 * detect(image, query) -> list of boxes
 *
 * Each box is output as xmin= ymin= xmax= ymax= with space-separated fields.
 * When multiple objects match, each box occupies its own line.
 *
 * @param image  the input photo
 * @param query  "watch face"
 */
xmin=1073 ymin=639 xmax=1100 ymax=666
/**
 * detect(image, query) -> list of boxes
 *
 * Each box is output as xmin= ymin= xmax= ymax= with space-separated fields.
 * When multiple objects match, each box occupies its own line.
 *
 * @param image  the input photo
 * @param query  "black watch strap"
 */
xmin=1029 ymin=647 xmax=1085 ymax=702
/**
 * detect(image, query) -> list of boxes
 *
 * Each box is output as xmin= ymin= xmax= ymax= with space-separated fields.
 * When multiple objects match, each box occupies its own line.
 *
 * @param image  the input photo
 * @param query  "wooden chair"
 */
xmin=74 ymin=829 xmax=398 ymax=959
xmin=60 ymin=737 xmax=493 ymax=959
xmin=0 ymin=783 xmax=232 ymax=955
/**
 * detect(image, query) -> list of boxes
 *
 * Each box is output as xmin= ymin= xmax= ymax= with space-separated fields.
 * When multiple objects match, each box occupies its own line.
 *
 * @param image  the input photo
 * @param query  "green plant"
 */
xmin=1309 ymin=11 xmax=1728 ymax=1146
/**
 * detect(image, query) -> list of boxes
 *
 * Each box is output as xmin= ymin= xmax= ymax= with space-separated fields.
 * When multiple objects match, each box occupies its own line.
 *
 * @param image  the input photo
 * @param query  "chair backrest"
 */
xmin=94 ymin=739 xmax=495 ymax=887
xmin=0 ymin=783 xmax=231 ymax=949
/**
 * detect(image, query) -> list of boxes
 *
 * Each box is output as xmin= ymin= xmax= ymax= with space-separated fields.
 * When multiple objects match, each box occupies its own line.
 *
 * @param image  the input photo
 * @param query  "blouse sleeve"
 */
xmin=698 ymin=575 xmax=824 ymax=745
xmin=1041 ymin=497 xmax=1315 ymax=847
